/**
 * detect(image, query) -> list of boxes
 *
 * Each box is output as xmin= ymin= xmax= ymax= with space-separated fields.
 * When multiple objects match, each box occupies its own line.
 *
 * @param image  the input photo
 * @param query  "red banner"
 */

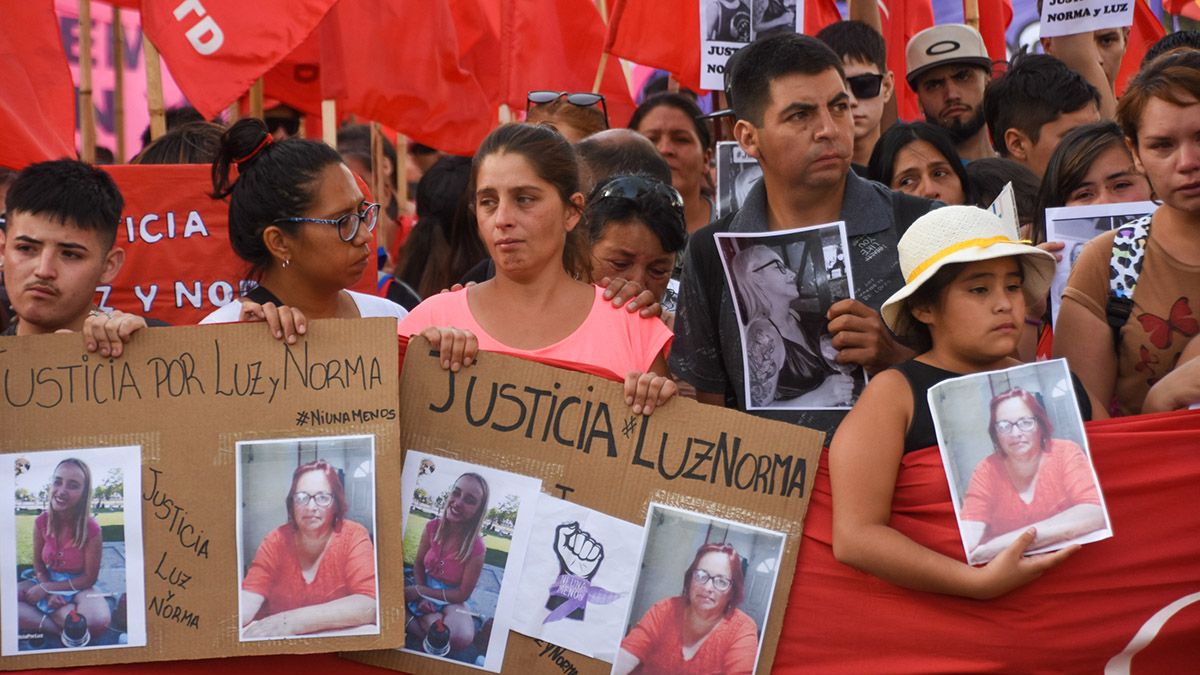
xmin=98 ymin=164 xmax=378 ymax=326
xmin=881 ymin=0 xmax=935 ymax=122
xmin=140 ymin=0 xmax=337 ymax=120
xmin=777 ymin=409 xmax=1200 ymax=672
xmin=605 ymin=0 xmax=702 ymax=92
xmin=0 ymin=0 xmax=76 ymax=170
xmin=1116 ymin=0 xmax=1167 ymax=97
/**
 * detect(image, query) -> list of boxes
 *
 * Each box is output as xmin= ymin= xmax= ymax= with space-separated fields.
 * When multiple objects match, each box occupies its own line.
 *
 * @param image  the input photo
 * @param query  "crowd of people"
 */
xmin=3 ymin=15 xmax=1199 ymax=657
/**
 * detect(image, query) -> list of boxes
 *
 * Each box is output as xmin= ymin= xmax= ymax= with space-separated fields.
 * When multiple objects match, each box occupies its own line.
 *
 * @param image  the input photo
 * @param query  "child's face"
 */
xmin=919 ymin=257 xmax=1026 ymax=363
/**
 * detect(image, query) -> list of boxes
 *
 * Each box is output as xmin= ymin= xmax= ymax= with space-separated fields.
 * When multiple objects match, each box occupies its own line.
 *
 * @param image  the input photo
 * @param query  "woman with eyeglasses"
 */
xmin=629 ymin=93 xmax=716 ymax=234
xmin=201 ymin=118 xmax=407 ymax=328
xmin=867 ymin=122 xmax=968 ymax=205
xmin=614 ymin=543 xmax=757 ymax=675
xmin=585 ymin=174 xmax=688 ymax=308
xmin=240 ymin=460 xmax=377 ymax=638
xmin=398 ymin=123 xmax=677 ymax=416
xmin=960 ymin=389 xmax=1105 ymax=565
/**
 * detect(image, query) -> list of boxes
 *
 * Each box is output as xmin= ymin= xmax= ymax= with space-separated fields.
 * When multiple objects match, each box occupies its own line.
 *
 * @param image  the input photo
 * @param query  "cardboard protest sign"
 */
xmin=1039 ymin=0 xmax=1135 ymax=38
xmin=347 ymin=337 xmax=823 ymax=674
xmin=0 ymin=319 xmax=403 ymax=669
xmin=97 ymin=165 xmax=379 ymax=327
xmin=928 ymin=359 xmax=1112 ymax=565
xmin=699 ymin=0 xmax=802 ymax=90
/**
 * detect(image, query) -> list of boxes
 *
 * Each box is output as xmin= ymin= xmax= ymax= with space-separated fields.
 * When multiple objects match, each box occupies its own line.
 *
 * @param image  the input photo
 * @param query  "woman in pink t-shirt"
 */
xmin=398 ymin=124 xmax=676 ymax=414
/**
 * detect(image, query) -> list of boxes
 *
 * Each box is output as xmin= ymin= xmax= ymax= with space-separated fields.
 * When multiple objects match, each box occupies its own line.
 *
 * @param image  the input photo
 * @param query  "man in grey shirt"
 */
xmin=670 ymin=33 xmax=938 ymax=437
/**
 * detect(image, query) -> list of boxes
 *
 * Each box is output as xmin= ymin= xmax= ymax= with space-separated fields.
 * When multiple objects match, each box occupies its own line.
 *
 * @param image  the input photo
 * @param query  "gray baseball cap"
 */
xmin=905 ymin=24 xmax=992 ymax=90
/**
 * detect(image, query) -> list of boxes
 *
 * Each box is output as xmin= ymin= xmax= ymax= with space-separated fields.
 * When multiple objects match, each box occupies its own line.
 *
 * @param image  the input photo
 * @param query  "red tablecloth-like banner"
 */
xmin=16 ymin=410 xmax=1200 ymax=674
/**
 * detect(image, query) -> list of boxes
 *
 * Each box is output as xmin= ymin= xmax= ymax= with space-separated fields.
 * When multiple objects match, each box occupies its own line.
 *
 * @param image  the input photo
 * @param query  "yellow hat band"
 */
xmin=905 ymin=236 xmax=1030 ymax=284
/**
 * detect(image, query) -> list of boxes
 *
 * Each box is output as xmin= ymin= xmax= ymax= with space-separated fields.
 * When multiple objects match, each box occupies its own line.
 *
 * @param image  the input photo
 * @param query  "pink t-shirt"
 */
xmin=421 ymin=518 xmax=486 ymax=586
xmin=397 ymin=285 xmax=673 ymax=382
xmin=36 ymin=512 xmax=101 ymax=574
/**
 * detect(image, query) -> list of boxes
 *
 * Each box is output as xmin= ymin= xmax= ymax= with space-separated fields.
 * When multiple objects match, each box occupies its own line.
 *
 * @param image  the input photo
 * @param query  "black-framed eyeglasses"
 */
xmin=691 ymin=569 xmax=732 ymax=592
xmin=526 ymin=90 xmax=610 ymax=128
xmin=273 ymin=202 xmax=380 ymax=242
xmin=847 ymin=73 xmax=884 ymax=100
xmin=294 ymin=491 xmax=334 ymax=508
xmin=994 ymin=417 xmax=1038 ymax=435
xmin=595 ymin=175 xmax=685 ymax=213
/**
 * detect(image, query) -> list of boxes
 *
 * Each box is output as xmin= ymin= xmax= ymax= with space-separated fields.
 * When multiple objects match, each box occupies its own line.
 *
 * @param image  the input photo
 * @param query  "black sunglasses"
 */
xmin=526 ymin=90 xmax=610 ymax=128
xmin=847 ymin=73 xmax=884 ymax=100
xmin=595 ymin=176 xmax=685 ymax=214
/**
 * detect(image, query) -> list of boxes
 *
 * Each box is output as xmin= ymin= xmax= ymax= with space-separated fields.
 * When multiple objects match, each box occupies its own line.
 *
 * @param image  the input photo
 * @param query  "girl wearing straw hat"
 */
xmin=828 ymin=205 xmax=1098 ymax=599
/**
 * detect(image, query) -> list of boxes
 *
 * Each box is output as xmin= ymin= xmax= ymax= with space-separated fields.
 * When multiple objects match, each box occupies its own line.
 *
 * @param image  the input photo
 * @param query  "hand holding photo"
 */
xmin=717 ymin=223 xmax=865 ymax=410
xmin=929 ymin=360 xmax=1113 ymax=565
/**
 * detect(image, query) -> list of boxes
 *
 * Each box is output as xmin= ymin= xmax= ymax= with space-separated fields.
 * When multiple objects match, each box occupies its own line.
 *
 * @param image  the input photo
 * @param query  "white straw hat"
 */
xmin=880 ymin=205 xmax=1057 ymax=338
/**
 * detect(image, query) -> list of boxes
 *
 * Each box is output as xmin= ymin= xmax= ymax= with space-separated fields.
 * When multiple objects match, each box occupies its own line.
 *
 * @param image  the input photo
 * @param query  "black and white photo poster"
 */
xmin=716 ymin=222 xmax=865 ymax=410
xmin=716 ymin=141 xmax=762 ymax=219
xmin=700 ymin=0 xmax=802 ymax=90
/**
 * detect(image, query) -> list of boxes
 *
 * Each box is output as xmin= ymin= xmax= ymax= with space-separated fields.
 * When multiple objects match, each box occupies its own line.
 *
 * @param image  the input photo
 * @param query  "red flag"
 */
xmin=140 ymin=0 xmax=337 ymax=120
xmin=776 ymin=410 xmax=1200 ymax=672
xmin=1116 ymin=0 xmax=1168 ymax=97
xmin=977 ymin=0 xmax=1014 ymax=67
xmin=261 ymin=31 xmax=324 ymax=118
xmin=805 ymin=0 xmax=843 ymax=35
xmin=880 ymin=0 xmax=935 ymax=121
xmin=605 ymin=0 xmax=703 ymax=92
xmin=505 ymin=0 xmax=636 ymax=128
xmin=0 ymin=0 xmax=76 ymax=170
xmin=1164 ymin=0 xmax=1200 ymax=20
xmin=318 ymin=0 xmax=494 ymax=156
xmin=99 ymin=165 xmax=378 ymax=325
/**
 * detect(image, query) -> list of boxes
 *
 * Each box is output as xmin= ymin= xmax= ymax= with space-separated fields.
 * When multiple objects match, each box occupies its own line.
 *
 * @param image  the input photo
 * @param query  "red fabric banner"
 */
xmin=776 ymin=409 xmax=1200 ymax=672
xmin=98 ymin=165 xmax=378 ymax=325
xmin=806 ymin=0 xmax=844 ymax=35
xmin=262 ymin=31 xmax=324 ymax=118
xmin=1116 ymin=0 xmax=1167 ymax=98
xmin=140 ymin=0 xmax=337 ymax=120
xmin=881 ymin=0 xmax=935 ymax=122
xmin=0 ymin=0 xmax=76 ymax=170
xmin=504 ymin=0 xmax=636 ymax=128
xmin=605 ymin=0 xmax=703 ymax=92
xmin=1164 ymin=0 xmax=1200 ymax=20
xmin=318 ymin=0 xmax=494 ymax=156
xmin=977 ymin=0 xmax=1014 ymax=69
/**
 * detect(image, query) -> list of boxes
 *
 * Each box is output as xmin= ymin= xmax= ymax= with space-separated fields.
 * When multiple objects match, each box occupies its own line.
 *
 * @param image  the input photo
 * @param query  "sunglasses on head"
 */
xmin=526 ymin=90 xmax=610 ymax=128
xmin=847 ymin=73 xmax=884 ymax=100
xmin=595 ymin=175 xmax=685 ymax=213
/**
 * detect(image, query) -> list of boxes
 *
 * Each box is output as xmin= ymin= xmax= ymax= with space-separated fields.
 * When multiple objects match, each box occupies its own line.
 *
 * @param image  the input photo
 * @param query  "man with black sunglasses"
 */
xmin=817 ymin=21 xmax=895 ymax=173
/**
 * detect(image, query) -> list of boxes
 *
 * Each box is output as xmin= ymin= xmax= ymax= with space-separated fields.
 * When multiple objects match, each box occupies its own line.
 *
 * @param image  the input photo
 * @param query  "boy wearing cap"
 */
xmin=670 ymin=32 xmax=937 ymax=438
xmin=905 ymin=24 xmax=995 ymax=162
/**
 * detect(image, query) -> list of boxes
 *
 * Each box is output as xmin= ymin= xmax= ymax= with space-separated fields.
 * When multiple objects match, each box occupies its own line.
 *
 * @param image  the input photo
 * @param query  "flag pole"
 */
xmin=395 ymin=133 xmax=409 ymax=216
xmin=321 ymin=99 xmax=337 ymax=147
xmin=249 ymin=78 xmax=264 ymax=119
xmin=369 ymin=121 xmax=387 ymax=206
xmin=112 ymin=6 xmax=126 ymax=162
xmin=964 ymin=0 xmax=980 ymax=31
xmin=78 ymin=0 xmax=96 ymax=162
xmin=592 ymin=52 xmax=610 ymax=94
xmin=144 ymin=38 xmax=167 ymax=141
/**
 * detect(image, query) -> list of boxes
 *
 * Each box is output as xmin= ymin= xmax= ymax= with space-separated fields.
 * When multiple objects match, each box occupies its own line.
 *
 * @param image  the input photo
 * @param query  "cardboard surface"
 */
xmin=347 ymin=337 xmax=823 ymax=674
xmin=0 ymin=319 xmax=403 ymax=669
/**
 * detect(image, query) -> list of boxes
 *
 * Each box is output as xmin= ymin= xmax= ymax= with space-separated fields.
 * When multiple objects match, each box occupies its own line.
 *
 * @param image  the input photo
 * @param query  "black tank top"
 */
xmin=893 ymin=360 xmax=1093 ymax=454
